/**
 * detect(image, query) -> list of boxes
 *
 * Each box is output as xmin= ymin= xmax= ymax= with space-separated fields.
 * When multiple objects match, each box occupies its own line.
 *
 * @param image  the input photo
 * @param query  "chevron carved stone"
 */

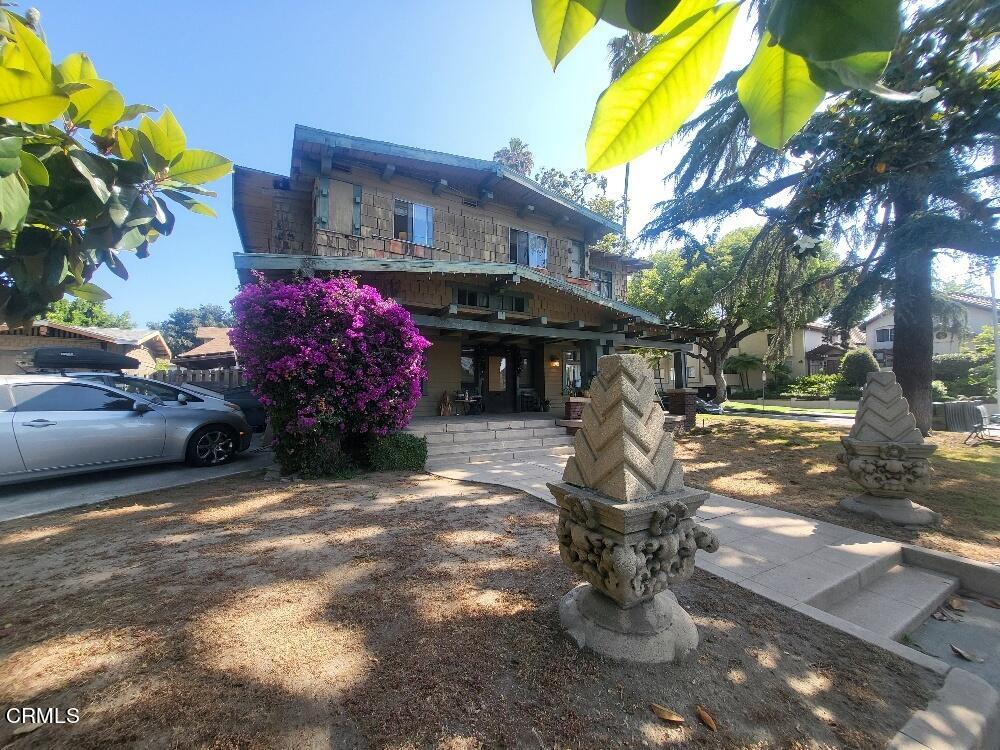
xmin=548 ymin=354 xmax=718 ymax=662
xmin=839 ymin=371 xmax=938 ymax=525
xmin=562 ymin=353 xmax=685 ymax=501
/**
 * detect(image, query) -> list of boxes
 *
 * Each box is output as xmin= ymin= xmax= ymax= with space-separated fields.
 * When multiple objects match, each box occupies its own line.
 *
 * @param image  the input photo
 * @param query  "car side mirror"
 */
xmin=134 ymin=401 xmax=153 ymax=414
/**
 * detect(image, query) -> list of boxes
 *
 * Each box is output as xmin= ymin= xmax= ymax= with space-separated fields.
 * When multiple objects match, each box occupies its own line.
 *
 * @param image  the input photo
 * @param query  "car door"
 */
xmin=0 ymin=385 xmax=26 ymax=479
xmin=11 ymin=382 xmax=167 ymax=471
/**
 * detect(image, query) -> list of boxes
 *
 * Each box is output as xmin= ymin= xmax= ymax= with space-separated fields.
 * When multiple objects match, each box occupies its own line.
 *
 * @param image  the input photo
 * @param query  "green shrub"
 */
xmin=932 ymin=352 xmax=976 ymax=381
xmin=840 ymin=347 xmax=880 ymax=387
xmin=780 ymin=373 xmax=843 ymax=398
xmin=365 ymin=433 xmax=427 ymax=472
xmin=931 ymin=380 xmax=950 ymax=401
xmin=833 ymin=382 xmax=862 ymax=400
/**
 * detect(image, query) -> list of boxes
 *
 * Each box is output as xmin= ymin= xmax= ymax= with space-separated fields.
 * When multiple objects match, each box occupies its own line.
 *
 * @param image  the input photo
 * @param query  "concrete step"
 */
xmin=825 ymin=564 xmax=959 ymax=640
xmin=426 ymin=446 xmax=573 ymax=471
xmin=406 ymin=419 xmax=559 ymax=437
xmin=802 ymin=541 xmax=904 ymax=611
xmin=426 ymin=438 xmax=545 ymax=457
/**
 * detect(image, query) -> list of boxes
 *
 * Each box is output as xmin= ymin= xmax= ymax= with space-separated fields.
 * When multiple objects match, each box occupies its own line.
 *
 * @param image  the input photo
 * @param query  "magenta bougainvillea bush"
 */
xmin=230 ymin=273 xmax=430 ymax=474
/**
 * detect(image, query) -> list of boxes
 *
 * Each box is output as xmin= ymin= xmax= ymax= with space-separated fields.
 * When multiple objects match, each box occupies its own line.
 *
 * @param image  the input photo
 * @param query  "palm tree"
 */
xmin=492 ymin=138 xmax=535 ymax=176
xmin=606 ymin=32 xmax=660 ymax=251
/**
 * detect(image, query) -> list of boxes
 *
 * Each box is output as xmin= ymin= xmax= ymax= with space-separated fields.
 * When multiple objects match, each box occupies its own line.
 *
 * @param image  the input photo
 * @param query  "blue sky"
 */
xmin=38 ymin=1 xmax=987 ymax=325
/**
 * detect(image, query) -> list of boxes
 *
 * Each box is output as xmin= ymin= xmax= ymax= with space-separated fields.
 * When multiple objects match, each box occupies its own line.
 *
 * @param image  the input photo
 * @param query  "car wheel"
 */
xmin=186 ymin=426 xmax=237 ymax=467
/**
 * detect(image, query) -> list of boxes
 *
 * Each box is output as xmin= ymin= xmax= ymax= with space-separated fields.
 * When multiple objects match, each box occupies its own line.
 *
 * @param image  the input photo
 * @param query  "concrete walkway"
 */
xmin=427 ymin=452 xmax=999 ymax=686
xmin=0 ymin=448 xmax=274 ymax=523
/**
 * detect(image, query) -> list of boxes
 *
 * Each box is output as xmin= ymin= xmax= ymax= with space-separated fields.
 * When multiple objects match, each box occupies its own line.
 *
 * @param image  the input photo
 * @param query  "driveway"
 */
xmin=0 ymin=446 xmax=274 ymax=523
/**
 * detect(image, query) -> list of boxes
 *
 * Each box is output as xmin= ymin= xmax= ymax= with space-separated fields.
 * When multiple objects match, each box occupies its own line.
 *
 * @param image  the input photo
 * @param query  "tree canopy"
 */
xmin=492 ymin=138 xmax=535 ymax=176
xmin=627 ymin=226 xmax=844 ymax=401
xmin=639 ymin=0 xmax=998 ymax=430
xmin=0 ymin=8 xmax=231 ymax=327
xmin=45 ymin=297 xmax=131 ymax=327
xmin=149 ymin=304 xmax=234 ymax=356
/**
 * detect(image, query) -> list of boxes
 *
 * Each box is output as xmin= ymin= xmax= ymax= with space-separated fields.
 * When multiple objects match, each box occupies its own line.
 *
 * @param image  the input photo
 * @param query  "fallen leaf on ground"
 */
xmin=695 ymin=705 xmax=717 ymax=731
xmin=947 ymin=597 xmax=966 ymax=612
xmin=951 ymin=644 xmax=984 ymax=663
xmin=650 ymin=703 xmax=685 ymax=724
xmin=12 ymin=723 xmax=42 ymax=737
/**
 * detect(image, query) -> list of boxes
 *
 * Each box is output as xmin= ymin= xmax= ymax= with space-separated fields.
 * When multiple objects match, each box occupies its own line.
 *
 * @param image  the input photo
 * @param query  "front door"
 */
xmin=11 ymin=382 xmax=167 ymax=471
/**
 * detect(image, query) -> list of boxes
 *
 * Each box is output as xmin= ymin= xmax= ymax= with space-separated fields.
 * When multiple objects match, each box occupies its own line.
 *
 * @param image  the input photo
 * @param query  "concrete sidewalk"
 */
xmin=0 ymin=449 xmax=274 ymax=523
xmin=427 ymin=452 xmax=999 ymax=689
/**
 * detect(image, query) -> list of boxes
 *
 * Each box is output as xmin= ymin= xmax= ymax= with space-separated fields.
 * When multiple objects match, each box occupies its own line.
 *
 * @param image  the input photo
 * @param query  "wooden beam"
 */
xmin=526 ymin=316 xmax=548 ymax=326
xmin=553 ymin=214 xmax=571 ymax=227
xmin=438 ymin=303 xmax=458 ymax=316
xmin=554 ymin=320 xmax=587 ymax=330
xmin=620 ymin=339 xmax=692 ymax=351
xmin=479 ymin=188 xmax=494 ymax=203
xmin=432 ymin=178 xmax=448 ymax=195
xmin=517 ymin=204 xmax=535 ymax=219
xmin=489 ymin=311 xmax=507 ymax=322
xmin=410 ymin=314 xmax=624 ymax=343
xmin=381 ymin=164 xmax=396 ymax=182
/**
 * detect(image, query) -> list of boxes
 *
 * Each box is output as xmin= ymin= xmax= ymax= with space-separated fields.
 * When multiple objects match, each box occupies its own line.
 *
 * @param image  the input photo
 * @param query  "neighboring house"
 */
xmin=173 ymin=327 xmax=237 ymax=370
xmin=232 ymin=126 xmax=698 ymax=416
xmin=0 ymin=321 xmax=171 ymax=375
xmin=686 ymin=321 xmax=865 ymax=394
xmin=860 ymin=293 xmax=996 ymax=368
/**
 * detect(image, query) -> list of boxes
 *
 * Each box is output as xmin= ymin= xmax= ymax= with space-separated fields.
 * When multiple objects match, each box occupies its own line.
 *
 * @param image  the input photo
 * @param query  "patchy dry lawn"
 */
xmin=0 ymin=473 xmax=937 ymax=749
xmin=678 ymin=415 xmax=1000 ymax=563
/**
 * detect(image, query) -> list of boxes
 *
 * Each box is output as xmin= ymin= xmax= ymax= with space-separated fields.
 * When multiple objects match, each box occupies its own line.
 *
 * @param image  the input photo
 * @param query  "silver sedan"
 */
xmin=0 ymin=374 xmax=252 ymax=486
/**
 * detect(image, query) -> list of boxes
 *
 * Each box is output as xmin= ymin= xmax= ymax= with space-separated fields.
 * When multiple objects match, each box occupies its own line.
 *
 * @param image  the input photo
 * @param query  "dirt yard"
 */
xmin=678 ymin=415 xmax=1000 ymax=563
xmin=0 ymin=472 xmax=938 ymax=749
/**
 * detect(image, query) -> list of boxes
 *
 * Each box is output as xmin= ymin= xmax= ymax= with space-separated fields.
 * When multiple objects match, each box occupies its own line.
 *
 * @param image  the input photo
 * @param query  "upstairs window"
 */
xmin=394 ymin=200 xmax=434 ymax=246
xmin=510 ymin=229 xmax=548 ymax=268
xmin=590 ymin=267 xmax=613 ymax=299
xmin=569 ymin=239 xmax=585 ymax=278
xmin=875 ymin=327 xmax=894 ymax=343
xmin=456 ymin=289 xmax=489 ymax=308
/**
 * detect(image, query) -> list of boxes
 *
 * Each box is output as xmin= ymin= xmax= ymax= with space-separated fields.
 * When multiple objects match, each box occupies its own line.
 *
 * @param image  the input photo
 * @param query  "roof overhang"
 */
xmin=292 ymin=125 xmax=622 ymax=242
xmin=234 ymin=254 xmax=662 ymax=325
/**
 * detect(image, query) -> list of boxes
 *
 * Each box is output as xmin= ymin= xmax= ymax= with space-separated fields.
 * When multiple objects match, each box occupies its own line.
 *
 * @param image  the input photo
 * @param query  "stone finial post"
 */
xmin=839 ymin=371 xmax=939 ymax=526
xmin=548 ymin=354 xmax=719 ymax=663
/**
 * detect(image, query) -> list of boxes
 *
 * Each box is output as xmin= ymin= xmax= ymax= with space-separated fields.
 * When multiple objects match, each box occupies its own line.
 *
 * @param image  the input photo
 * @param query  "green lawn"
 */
xmin=724 ymin=400 xmax=857 ymax=415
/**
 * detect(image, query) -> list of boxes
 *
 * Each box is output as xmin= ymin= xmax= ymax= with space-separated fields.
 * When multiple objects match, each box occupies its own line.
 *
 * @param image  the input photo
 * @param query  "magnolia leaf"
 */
xmin=0 ymin=171 xmax=29 ymax=231
xmin=950 ymin=644 xmax=984 ymax=663
xmin=66 ymin=281 xmax=111 ymax=302
xmin=119 ymin=103 xmax=156 ymax=124
xmin=160 ymin=188 xmax=217 ymax=217
xmin=766 ymin=0 xmax=901 ymax=62
xmin=807 ymin=51 xmax=890 ymax=92
xmin=19 ymin=149 xmax=48 ymax=185
xmin=0 ymin=136 xmax=23 ymax=176
xmin=168 ymin=149 xmax=233 ymax=185
xmin=68 ymin=149 xmax=112 ymax=203
xmin=600 ymin=0 xmax=632 ymax=28
xmin=586 ymin=0 xmax=738 ymax=171
xmin=650 ymin=703 xmax=685 ymax=723
xmin=151 ymin=197 xmax=175 ymax=234
xmin=68 ymin=79 xmax=125 ymax=133
xmin=57 ymin=52 xmax=98 ymax=83
xmin=137 ymin=115 xmax=173 ymax=169
xmin=532 ymin=0 xmax=605 ymax=70
xmin=695 ymin=705 xmax=717 ymax=731
xmin=626 ymin=0 xmax=680 ymax=33
xmin=738 ymin=34 xmax=825 ymax=149
xmin=0 ymin=68 xmax=69 ymax=123
xmin=159 ymin=182 xmax=217 ymax=197
xmin=155 ymin=107 xmax=186 ymax=162
xmin=7 ymin=13 xmax=52 ymax=80
xmin=116 ymin=226 xmax=148 ymax=250
xmin=114 ymin=128 xmax=138 ymax=161
xmin=98 ymin=249 xmax=129 ymax=280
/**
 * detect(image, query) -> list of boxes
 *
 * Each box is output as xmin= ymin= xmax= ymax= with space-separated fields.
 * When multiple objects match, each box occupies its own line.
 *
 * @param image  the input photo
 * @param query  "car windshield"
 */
xmin=109 ymin=377 xmax=191 ymax=403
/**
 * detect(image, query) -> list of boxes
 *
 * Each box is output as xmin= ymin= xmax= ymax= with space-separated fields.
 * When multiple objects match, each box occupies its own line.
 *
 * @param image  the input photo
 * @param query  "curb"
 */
xmin=889 ymin=668 xmax=1000 ymax=749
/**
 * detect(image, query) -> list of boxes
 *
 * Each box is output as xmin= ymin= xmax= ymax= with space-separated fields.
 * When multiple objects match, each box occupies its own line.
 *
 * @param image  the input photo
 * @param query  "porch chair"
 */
xmin=965 ymin=405 xmax=1000 ymax=444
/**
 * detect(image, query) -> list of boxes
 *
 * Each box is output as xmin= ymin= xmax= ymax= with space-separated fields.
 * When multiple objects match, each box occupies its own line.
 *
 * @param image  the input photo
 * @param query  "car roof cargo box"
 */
xmin=32 ymin=347 xmax=140 ymax=372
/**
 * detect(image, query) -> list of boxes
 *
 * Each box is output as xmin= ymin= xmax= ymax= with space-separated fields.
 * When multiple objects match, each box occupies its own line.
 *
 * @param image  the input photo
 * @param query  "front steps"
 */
xmin=407 ymin=416 xmax=575 ymax=469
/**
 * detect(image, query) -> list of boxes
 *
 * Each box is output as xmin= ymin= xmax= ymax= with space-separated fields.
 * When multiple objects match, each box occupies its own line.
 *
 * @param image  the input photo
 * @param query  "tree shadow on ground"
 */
xmin=677 ymin=418 xmax=1000 ymax=563
xmin=0 ymin=471 xmax=940 ymax=748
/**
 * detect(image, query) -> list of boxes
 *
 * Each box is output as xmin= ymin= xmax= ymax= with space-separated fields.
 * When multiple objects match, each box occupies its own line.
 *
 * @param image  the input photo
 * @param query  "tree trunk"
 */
xmin=893 ymin=246 xmax=934 ymax=435
xmin=706 ymin=351 xmax=728 ymax=404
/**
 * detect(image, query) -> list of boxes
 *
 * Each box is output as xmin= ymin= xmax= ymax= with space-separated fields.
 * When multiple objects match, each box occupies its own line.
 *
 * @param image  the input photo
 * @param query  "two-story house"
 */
xmin=861 ymin=293 xmax=996 ymax=368
xmin=231 ymin=126 xmax=696 ymax=416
